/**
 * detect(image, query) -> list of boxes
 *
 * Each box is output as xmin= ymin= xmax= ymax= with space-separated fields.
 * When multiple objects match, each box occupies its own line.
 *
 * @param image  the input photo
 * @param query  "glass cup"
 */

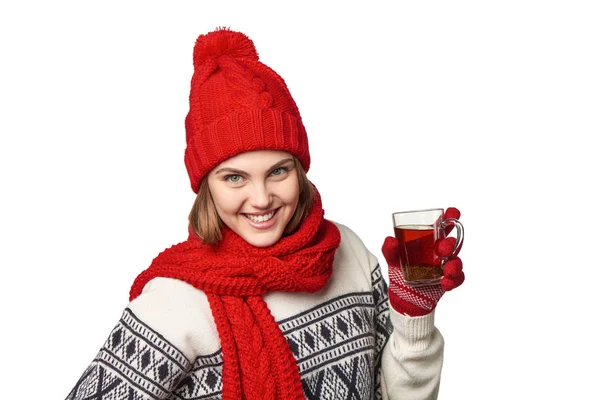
xmin=392 ymin=208 xmax=464 ymax=287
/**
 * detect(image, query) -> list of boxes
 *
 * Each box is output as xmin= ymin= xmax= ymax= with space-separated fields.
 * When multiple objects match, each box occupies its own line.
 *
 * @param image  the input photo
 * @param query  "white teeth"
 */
xmin=246 ymin=210 xmax=275 ymax=223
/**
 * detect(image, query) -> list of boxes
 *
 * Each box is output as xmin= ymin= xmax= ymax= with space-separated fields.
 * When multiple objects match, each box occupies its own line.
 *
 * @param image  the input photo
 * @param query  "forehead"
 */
xmin=215 ymin=150 xmax=294 ymax=170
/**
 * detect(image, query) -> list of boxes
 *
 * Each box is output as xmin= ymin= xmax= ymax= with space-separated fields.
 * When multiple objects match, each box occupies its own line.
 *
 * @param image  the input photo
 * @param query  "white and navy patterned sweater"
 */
xmin=66 ymin=223 xmax=444 ymax=400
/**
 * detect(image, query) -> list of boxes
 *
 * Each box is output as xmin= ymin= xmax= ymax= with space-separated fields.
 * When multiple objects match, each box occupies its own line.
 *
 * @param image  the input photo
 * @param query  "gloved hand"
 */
xmin=382 ymin=207 xmax=465 ymax=317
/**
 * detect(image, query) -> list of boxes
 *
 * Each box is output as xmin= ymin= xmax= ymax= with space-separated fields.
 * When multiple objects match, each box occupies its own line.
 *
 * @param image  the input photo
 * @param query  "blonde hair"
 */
xmin=189 ymin=157 xmax=315 ymax=244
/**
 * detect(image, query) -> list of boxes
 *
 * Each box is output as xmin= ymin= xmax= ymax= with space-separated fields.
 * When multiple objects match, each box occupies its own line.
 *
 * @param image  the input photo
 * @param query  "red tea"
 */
xmin=394 ymin=225 xmax=443 ymax=284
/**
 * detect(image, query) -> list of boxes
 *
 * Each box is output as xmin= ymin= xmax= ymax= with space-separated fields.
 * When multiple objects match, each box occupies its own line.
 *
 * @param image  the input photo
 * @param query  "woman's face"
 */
xmin=207 ymin=150 xmax=300 ymax=247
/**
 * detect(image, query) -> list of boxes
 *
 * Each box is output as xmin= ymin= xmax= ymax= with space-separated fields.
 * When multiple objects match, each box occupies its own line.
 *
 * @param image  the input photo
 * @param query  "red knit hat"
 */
xmin=184 ymin=28 xmax=310 ymax=193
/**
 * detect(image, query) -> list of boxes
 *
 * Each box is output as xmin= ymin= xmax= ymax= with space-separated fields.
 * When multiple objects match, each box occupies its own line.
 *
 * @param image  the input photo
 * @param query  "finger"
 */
xmin=436 ymin=237 xmax=457 ymax=258
xmin=444 ymin=207 xmax=460 ymax=220
xmin=382 ymin=236 xmax=400 ymax=267
xmin=441 ymin=270 xmax=465 ymax=292
xmin=443 ymin=258 xmax=463 ymax=279
xmin=443 ymin=207 xmax=461 ymax=235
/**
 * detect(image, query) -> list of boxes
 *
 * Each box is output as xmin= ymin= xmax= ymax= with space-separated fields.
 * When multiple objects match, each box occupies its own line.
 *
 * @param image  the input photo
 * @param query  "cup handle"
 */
xmin=441 ymin=218 xmax=464 ymax=257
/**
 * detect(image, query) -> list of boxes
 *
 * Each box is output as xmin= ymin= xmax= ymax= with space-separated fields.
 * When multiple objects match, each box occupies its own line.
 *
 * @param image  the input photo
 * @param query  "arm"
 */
xmin=371 ymin=263 xmax=444 ymax=400
xmin=66 ymin=308 xmax=192 ymax=400
xmin=380 ymin=308 xmax=444 ymax=399
xmin=379 ymin=207 xmax=465 ymax=399
xmin=66 ymin=277 xmax=220 ymax=400
xmin=335 ymin=222 xmax=444 ymax=399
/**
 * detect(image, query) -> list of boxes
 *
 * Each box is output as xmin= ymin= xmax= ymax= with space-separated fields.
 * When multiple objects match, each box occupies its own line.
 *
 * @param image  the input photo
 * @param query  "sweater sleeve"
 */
xmin=374 ymin=262 xmax=444 ymax=399
xmin=65 ymin=308 xmax=193 ymax=400
xmin=333 ymin=222 xmax=444 ymax=399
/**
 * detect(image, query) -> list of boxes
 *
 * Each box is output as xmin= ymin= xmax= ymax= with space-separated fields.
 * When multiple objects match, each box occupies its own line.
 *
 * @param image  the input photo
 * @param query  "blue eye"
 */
xmin=225 ymin=174 xmax=243 ymax=183
xmin=271 ymin=167 xmax=287 ymax=176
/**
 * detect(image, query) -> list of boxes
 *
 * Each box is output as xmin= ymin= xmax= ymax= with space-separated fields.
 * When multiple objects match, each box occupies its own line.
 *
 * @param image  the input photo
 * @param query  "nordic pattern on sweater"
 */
xmin=66 ymin=266 xmax=393 ymax=400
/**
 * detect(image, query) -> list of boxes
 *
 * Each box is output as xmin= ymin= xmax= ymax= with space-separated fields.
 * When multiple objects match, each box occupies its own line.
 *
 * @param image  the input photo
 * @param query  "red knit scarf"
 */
xmin=129 ymin=195 xmax=340 ymax=399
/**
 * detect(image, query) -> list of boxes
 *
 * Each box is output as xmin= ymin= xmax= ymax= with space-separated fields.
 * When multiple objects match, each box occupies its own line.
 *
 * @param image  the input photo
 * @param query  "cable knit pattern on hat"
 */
xmin=184 ymin=28 xmax=310 ymax=193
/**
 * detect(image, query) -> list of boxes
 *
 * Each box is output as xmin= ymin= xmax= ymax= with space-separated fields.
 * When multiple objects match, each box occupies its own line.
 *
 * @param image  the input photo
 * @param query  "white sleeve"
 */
xmin=333 ymin=222 xmax=444 ymax=399
xmin=65 ymin=307 xmax=193 ymax=400
xmin=380 ymin=309 xmax=444 ymax=400
xmin=66 ymin=277 xmax=220 ymax=400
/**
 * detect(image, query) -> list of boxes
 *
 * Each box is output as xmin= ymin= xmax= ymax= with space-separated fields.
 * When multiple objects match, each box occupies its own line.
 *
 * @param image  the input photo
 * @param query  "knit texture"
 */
xmin=130 ymin=194 xmax=340 ymax=400
xmin=382 ymin=207 xmax=465 ymax=317
xmin=184 ymin=28 xmax=310 ymax=193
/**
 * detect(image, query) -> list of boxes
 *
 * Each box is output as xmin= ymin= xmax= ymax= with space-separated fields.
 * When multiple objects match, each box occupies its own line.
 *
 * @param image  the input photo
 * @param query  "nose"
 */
xmin=249 ymin=182 xmax=272 ymax=209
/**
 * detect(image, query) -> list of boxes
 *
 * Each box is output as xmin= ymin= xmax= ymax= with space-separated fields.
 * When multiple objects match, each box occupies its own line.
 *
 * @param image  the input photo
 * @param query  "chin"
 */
xmin=240 ymin=229 xmax=284 ymax=248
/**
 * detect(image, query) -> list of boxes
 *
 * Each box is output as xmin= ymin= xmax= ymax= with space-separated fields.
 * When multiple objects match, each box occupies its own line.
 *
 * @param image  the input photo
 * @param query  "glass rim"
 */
xmin=391 ymin=208 xmax=444 ymax=216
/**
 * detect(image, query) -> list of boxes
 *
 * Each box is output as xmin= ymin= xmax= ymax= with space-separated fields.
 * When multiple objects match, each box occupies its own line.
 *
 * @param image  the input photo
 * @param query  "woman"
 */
xmin=66 ymin=28 xmax=464 ymax=400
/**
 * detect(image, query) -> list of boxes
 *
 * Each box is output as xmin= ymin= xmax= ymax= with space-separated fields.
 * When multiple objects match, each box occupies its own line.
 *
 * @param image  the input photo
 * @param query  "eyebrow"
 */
xmin=214 ymin=158 xmax=294 ymax=175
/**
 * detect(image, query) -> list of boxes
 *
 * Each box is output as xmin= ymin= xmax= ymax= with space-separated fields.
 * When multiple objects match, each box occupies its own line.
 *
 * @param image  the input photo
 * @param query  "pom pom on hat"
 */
xmin=193 ymin=27 xmax=259 ymax=67
xmin=184 ymin=28 xmax=310 ymax=193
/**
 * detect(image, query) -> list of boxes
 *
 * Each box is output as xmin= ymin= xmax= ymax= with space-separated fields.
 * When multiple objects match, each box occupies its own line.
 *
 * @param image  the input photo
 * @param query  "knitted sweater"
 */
xmin=66 ymin=223 xmax=443 ymax=399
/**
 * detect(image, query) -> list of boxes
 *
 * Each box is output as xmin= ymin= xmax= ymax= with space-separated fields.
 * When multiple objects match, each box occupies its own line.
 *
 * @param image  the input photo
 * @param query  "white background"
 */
xmin=1 ymin=1 xmax=599 ymax=398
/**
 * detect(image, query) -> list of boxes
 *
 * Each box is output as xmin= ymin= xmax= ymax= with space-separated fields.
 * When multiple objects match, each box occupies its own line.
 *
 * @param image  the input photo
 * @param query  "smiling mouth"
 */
xmin=243 ymin=208 xmax=279 ymax=223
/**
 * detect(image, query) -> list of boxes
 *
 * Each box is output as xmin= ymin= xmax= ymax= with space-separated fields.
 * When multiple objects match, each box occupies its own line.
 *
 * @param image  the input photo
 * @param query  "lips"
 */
xmin=243 ymin=208 xmax=280 ymax=229
xmin=244 ymin=209 xmax=276 ymax=223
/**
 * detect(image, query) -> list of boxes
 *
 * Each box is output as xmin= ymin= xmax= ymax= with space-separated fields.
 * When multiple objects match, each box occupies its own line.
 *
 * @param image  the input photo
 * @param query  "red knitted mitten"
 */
xmin=382 ymin=207 xmax=465 ymax=317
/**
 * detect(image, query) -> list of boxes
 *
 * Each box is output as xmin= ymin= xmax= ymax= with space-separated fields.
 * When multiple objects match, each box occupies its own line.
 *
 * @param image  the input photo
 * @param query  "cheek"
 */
xmin=279 ymin=176 xmax=300 ymax=207
xmin=208 ymin=184 xmax=242 ymax=216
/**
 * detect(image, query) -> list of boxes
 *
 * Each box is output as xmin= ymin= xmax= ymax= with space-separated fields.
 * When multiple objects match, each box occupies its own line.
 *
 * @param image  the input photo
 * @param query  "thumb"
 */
xmin=382 ymin=236 xmax=400 ymax=267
